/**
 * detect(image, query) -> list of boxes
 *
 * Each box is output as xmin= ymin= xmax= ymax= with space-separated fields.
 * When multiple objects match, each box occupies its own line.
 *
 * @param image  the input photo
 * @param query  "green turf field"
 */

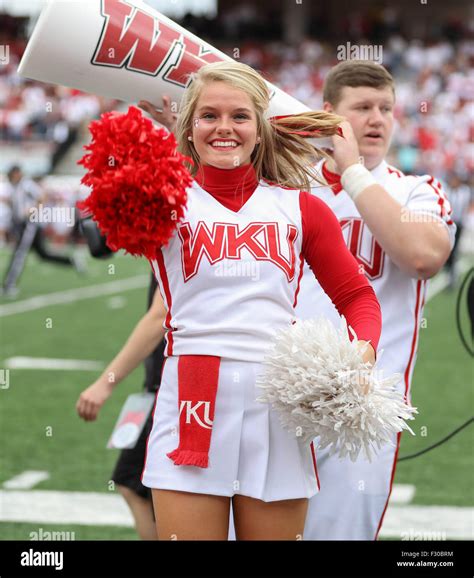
xmin=0 ymin=246 xmax=472 ymax=540
xmin=394 ymin=282 xmax=473 ymax=507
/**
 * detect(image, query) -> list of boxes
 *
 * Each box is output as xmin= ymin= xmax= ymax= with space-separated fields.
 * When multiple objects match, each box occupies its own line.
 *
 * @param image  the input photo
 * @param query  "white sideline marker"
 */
xmin=379 ymin=505 xmax=474 ymax=540
xmin=389 ymin=484 xmax=416 ymax=505
xmin=3 ymin=471 xmax=50 ymax=490
xmin=4 ymin=357 xmax=104 ymax=371
xmin=107 ymin=296 xmax=127 ymax=309
xmin=0 ymin=274 xmax=149 ymax=317
xmin=0 ymin=490 xmax=134 ymax=527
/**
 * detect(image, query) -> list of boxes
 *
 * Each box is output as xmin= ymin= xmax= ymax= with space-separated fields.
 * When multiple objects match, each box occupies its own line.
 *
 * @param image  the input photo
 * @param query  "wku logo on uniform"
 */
xmin=340 ymin=217 xmax=385 ymax=280
xmin=91 ymin=0 xmax=222 ymax=87
xmin=179 ymin=400 xmax=213 ymax=429
xmin=178 ymin=221 xmax=299 ymax=282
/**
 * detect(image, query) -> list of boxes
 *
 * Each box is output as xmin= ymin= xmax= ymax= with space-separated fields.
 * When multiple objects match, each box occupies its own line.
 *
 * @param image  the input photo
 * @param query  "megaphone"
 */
xmin=19 ymin=0 xmax=309 ymax=117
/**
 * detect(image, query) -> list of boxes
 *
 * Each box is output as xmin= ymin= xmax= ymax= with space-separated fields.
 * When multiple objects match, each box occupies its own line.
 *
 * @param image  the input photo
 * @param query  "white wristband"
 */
xmin=340 ymin=163 xmax=377 ymax=201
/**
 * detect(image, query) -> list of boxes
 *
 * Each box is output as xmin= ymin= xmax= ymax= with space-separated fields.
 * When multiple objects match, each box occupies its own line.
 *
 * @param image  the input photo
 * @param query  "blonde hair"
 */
xmin=176 ymin=61 xmax=343 ymax=191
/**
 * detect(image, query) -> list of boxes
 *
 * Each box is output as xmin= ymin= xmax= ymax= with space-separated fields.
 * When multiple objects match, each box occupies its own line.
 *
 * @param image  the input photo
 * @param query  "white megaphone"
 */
xmin=19 ymin=0 xmax=310 ymax=118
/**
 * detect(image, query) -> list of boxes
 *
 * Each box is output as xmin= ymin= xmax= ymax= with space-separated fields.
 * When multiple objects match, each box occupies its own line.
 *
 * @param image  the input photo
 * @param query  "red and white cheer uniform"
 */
xmin=141 ymin=164 xmax=381 ymax=502
xmin=299 ymin=160 xmax=456 ymax=537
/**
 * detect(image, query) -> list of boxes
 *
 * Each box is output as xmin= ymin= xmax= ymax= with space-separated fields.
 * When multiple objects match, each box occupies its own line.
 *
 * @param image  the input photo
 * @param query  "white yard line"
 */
xmin=1 ymin=489 xmax=472 ymax=539
xmin=106 ymin=296 xmax=127 ymax=309
xmin=2 ymin=472 xmax=50 ymax=490
xmin=379 ymin=504 xmax=474 ymax=540
xmin=4 ymin=357 xmax=104 ymax=371
xmin=0 ymin=275 xmax=149 ymax=317
xmin=389 ymin=484 xmax=416 ymax=505
xmin=0 ymin=490 xmax=133 ymax=527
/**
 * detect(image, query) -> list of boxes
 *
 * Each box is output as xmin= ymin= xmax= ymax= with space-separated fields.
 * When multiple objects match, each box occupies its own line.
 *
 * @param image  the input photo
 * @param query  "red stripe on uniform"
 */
xmin=310 ymin=441 xmax=320 ymax=490
xmin=154 ymin=252 xmax=175 ymax=356
xmin=374 ymin=280 xmax=425 ymax=540
xmin=387 ymin=166 xmax=404 ymax=178
xmin=374 ymin=431 xmax=402 ymax=540
xmin=434 ymin=178 xmax=454 ymax=225
xmin=427 ymin=177 xmax=454 ymax=225
xmin=404 ymin=280 xmax=424 ymax=401
xmin=292 ymin=252 xmax=305 ymax=308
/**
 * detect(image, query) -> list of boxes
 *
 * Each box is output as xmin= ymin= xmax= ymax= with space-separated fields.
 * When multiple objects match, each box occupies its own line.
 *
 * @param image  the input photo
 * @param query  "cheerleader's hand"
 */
xmin=138 ymin=95 xmax=178 ymax=133
xmin=358 ymin=341 xmax=376 ymax=365
xmin=331 ymin=120 xmax=361 ymax=174
xmin=356 ymin=341 xmax=376 ymax=395
xmin=76 ymin=379 xmax=114 ymax=422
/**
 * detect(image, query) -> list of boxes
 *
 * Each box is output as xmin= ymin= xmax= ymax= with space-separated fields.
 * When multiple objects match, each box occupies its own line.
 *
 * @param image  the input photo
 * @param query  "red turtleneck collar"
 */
xmin=321 ymin=161 xmax=343 ymax=194
xmin=194 ymin=164 xmax=259 ymax=212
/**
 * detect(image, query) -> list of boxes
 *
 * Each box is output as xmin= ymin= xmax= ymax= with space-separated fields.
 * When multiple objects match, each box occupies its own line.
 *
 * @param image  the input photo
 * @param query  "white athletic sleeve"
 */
xmin=403 ymin=175 xmax=457 ymax=249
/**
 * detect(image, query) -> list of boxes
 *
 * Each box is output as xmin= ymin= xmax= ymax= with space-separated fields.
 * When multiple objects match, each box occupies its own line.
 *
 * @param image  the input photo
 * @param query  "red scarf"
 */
xmin=167 ymin=164 xmax=258 ymax=468
xmin=167 ymin=355 xmax=221 ymax=468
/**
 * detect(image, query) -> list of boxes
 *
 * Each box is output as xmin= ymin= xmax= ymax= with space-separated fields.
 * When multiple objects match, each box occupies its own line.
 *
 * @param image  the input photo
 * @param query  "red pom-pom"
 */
xmin=76 ymin=106 xmax=192 ymax=259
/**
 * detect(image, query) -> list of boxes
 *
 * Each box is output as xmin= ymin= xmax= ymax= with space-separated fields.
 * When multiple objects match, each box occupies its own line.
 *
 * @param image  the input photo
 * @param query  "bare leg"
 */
xmin=116 ymin=484 xmax=157 ymax=540
xmin=151 ymin=489 xmax=230 ymax=540
xmin=233 ymin=494 xmax=308 ymax=540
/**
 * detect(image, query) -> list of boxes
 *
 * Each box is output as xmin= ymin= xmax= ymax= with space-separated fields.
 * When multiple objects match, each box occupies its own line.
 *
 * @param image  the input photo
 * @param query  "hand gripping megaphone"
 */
xmin=19 ymin=0 xmax=309 ymax=117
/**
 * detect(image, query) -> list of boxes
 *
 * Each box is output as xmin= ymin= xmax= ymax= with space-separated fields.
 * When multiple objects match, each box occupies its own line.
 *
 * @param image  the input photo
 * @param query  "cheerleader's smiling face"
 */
xmin=191 ymin=81 xmax=259 ymax=170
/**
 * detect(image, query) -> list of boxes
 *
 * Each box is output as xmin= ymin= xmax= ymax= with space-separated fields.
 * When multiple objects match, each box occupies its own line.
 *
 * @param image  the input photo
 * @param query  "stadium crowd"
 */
xmin=0 ymin=38 xmax=117 ymax=247
xmin=235 ymin=36 xmax=473 ymax=183
xmin=0 ymin=38 xmax=117 ymax=144
xmin=0 ymin=16 xmax=472 ymax=250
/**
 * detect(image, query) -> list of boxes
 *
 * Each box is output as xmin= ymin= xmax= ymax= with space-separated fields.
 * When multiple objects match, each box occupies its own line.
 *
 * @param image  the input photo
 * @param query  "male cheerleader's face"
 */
xmin=326 ymin=85 xmax=395 ymax=170
xmin=191 ymin=81 xmax=259 ymax=169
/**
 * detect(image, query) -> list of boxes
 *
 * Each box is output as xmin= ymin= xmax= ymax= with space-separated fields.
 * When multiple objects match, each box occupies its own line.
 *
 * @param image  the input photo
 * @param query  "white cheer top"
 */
xmin=296 ymin=160 xmax=456 ymax=400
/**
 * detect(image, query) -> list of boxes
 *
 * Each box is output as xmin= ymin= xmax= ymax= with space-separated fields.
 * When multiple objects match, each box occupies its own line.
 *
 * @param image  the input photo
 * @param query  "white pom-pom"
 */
xmin=256 ymin=317 xmax=418 ymax=462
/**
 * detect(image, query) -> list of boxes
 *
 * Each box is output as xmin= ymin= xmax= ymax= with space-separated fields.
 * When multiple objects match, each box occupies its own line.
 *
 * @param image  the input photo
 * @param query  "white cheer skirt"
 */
xmin=141 ymin=356 xmax=319 ymax=502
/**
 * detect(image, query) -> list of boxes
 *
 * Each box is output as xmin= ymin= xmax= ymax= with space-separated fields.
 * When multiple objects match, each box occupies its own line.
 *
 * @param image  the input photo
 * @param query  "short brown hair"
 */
xmin=323 ymin=60 xmax=395 ymax=106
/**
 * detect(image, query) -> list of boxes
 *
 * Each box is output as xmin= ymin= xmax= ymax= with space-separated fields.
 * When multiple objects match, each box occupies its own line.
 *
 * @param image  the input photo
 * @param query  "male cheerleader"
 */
xmin=297 ymin=60 xmax=456 ymax=540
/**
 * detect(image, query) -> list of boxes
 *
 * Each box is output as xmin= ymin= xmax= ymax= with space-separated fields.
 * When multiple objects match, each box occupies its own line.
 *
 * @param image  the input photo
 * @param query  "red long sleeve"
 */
xmin=300 ymin=191 xmax=382 ymax=350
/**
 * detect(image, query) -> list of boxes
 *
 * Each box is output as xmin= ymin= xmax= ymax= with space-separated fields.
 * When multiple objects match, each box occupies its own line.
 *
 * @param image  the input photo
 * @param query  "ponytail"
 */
xmin=252 ymin=111 xmax=344 ymax=191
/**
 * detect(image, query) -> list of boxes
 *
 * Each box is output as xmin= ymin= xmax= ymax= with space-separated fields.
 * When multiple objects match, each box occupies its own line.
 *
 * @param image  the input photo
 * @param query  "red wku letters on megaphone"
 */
xmin=91 ymin=0 xmax=222 ymax=87
xmin=19 ymin=0 xmax=309 ymax=116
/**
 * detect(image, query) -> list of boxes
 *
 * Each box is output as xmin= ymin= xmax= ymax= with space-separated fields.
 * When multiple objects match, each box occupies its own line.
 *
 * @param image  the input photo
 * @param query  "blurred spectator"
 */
xmin=1 ymin=166 xmax=85 ymax=297
xmin=0 ymin=39 xmax=118 ymax=175
xmin=0 ymin=179 xmax=12 ymax=248
xmin=444 ymin=174 xmax=473 ymax=289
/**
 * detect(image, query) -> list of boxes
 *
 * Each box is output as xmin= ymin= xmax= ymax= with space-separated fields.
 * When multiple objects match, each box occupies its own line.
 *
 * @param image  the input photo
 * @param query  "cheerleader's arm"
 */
xmin=76 ymin=289 xmax=166 ymax=421
xmin=299 ymin=190 xmax=381 ymax=361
